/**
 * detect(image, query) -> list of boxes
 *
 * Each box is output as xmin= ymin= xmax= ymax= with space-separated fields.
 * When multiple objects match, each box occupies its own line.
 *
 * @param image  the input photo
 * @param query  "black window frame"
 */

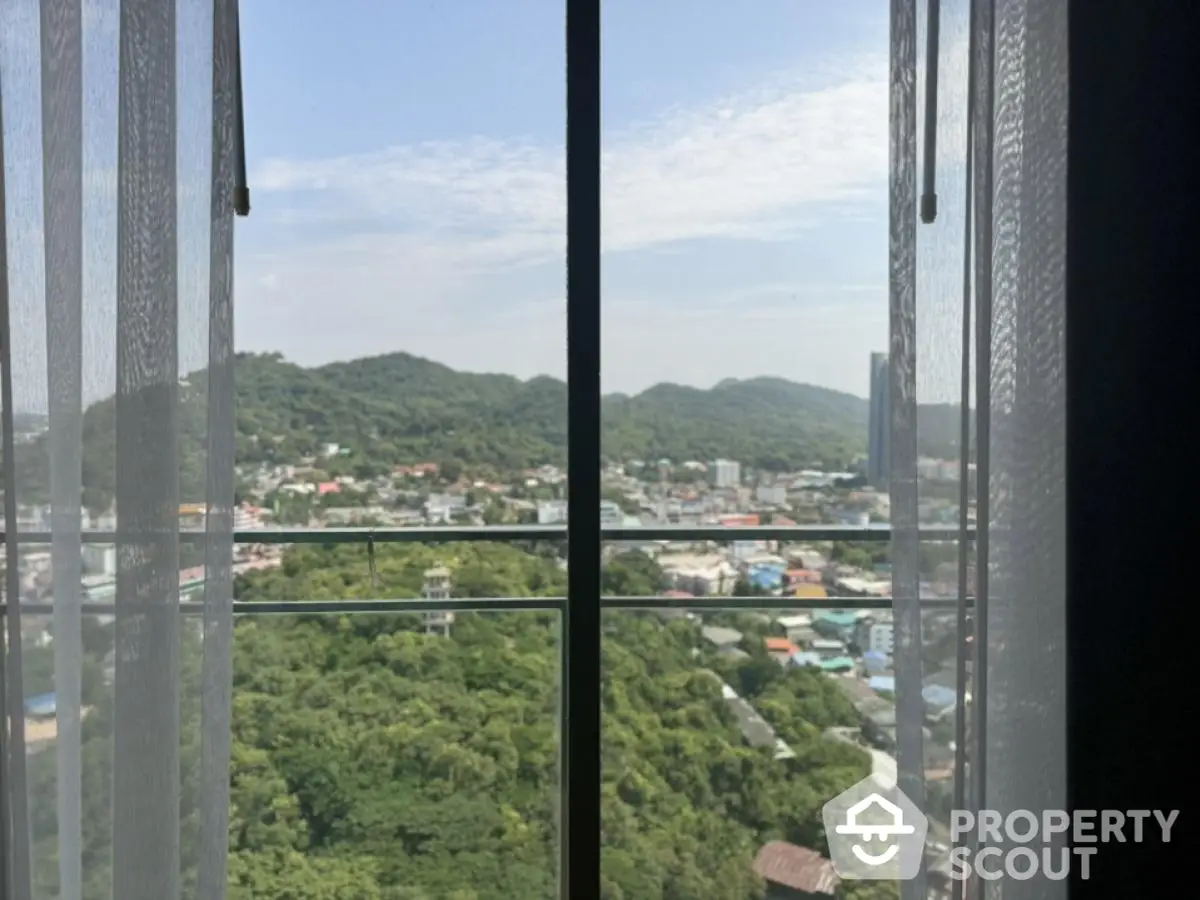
xmin=563 ymin=0 xmax=603 ymax=895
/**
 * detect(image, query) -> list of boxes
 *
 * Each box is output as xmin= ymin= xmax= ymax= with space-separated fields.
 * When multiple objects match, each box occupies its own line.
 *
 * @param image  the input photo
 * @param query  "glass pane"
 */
xmin=598 ymin=0 xmax=938 ymax=895
xmin=4 ymin=1 xmax=229 ymax=896
xmin=236 ymin=0 xmax=566 ymax=531
xmin=231 ymin=541 xmax=563 ymax=897
xmin=232 ymin=0 xmax=569 ymax=890
xmin=602 ymin=606 xmax=903 ymax=900
xmin=599 ymin=0 xmax=890 ymax=540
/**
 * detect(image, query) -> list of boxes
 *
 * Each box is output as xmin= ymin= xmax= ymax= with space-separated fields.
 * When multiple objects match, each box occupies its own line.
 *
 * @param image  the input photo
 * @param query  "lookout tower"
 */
xmin=423 ymin=564 xmax=454 ymax=637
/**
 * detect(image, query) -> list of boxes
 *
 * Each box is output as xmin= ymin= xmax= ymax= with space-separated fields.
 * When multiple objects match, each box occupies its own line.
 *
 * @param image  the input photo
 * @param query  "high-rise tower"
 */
xmin=867 ymin=352 xmax=891 ymax=488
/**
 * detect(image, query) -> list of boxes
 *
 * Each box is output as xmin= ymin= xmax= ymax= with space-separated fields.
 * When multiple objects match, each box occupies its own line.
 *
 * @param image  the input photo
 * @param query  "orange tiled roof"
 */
xmin=765 ymin=637 xmax=798 ymax=654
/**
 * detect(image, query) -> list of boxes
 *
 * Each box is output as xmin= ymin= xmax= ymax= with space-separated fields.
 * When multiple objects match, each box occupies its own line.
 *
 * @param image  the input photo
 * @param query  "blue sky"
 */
xmin=3 ymin=0 xmax=973 ymax=408
xmin=237 ymin=0 xmax=895 ymax=396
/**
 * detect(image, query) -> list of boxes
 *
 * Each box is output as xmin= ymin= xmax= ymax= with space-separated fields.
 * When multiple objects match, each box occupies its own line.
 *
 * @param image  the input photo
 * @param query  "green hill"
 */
xmin=10 ymin=350 xmax=974 ymax=511
xmin=13 ymin=352 xmax=875 ymax=510
xmin=235 ymin=352 xmax=869 ymax=473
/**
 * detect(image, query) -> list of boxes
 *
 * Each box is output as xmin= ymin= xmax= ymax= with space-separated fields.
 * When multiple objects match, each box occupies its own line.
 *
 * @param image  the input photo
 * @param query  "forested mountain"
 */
xmin=27 ymin=543 xmax=874 ymax=899
xmin=10 ymin=352 xmax=868 ymax=509
xmin=10 ymin=350 xmax=972 ymax=513
xmin=915 ymin=403 xmax=975 ymax=463
xmin=233 ymin=352 xmax=870 ymax=473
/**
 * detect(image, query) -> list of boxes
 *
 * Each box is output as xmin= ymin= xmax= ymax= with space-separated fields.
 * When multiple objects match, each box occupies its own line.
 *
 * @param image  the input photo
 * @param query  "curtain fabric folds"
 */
xmin=1 ymin=1 xmax=237 ymax=899
xmin=889 ymin=0 xmax=1066 ymax=898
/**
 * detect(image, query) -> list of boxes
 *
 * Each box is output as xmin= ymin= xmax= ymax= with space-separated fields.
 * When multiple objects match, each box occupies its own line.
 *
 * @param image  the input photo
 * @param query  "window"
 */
xmin=1 ymin=1 xmax=1070 ymax=899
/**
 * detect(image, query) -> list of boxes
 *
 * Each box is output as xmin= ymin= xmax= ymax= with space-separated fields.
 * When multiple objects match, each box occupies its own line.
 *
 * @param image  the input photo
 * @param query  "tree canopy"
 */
xmin=30 ymin=540 xmax=873 ymax=899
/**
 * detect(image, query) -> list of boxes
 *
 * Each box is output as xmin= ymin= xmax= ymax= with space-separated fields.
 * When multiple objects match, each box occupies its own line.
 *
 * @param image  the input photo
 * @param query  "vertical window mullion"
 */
xmin=564 ymin=0 xmax=602 ymax=897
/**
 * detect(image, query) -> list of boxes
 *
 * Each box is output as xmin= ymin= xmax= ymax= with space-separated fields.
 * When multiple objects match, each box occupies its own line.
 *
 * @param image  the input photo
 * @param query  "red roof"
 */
xmin=764 ymin=637 xmax=798 ymax=654
xmin=663 ymin=590 xmax=693 ymax=598
xmin=719 ymin=513 xmax=761 ymax=527
xmin=786 ymin=568 xmax=821 ymax=583
xmin=317 ymin=481 xmax=341 ymax=495
xmin=752 ymin=842 xmax=839 ymax=895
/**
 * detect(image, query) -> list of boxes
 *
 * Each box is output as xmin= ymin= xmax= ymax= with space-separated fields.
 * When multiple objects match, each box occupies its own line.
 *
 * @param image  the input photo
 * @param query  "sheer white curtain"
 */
xmin=973 ymin=3 xmax=1067 ymax=900
xmin=1 ymin=1 xmax=237 ymax=898
xmin=890 ymin=0 xmax=1066 ymax=898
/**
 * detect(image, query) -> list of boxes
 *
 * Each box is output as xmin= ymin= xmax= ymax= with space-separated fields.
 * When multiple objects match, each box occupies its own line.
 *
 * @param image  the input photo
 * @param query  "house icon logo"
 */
xmin=823 ymin=775 xmax=928 ymax=880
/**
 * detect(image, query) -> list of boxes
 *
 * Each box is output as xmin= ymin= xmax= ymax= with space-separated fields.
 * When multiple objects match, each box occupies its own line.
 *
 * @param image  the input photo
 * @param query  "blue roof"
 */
xmin=24 ymin=692 xmax=56 ymax=716
xmin=868 ymin=676 xmax=896 ymax=692
xmin=862 ymin=652 xmax=890 ymax=671
xmin=748 ymin=569 xmax=781 ymax=588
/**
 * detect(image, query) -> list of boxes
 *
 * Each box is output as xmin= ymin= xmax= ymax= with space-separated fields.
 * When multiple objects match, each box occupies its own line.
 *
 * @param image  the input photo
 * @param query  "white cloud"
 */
xmin=252 ymin=53 xmax=886 ymax=263
xmin=601 ymin=58 xmax=887 ymax=252
xmin=238 ymin=51 xmax=896 ymax=396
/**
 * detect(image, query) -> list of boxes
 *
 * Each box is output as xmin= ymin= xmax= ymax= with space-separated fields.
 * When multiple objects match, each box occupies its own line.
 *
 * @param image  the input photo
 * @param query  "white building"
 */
xmin=537 ymin=500 xmax=568 ymax=525
xmin=855 ymin=616 xmax=895 ymax=655
xmin=234 ymin=505 xmax=265 ymax=531
xmin=660 ymin=554 xmax=738 ymax=596
xmin=537 ymin=500 xmax=624 ymax=526
xmin=600 ymin=500 xmax=624 ymax=526
xmin=82 ymin=544 xmax=117 ymax=577
xmin=755 ymin=484 xmax=787 ymax=506
xmin=712 ymin=459 xmax=741 ymax=488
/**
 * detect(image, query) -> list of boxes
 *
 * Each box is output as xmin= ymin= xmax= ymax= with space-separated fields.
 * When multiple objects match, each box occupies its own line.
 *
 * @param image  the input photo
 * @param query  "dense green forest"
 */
xmin=27 ymin=542 xmax=878 ymax=899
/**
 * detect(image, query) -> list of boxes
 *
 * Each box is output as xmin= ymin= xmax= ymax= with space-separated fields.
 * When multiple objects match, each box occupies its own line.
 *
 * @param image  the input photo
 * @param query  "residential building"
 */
xmin=700 ymin=626 xmax=743 ymax=649
xmin=755 ymin=483 xmax=787 ymax=506
xmin=752 ymin=842 xmax=839 ymax=899
xmin=661 ymin=554 xmax=737 ymax=595
xmin=867 ymin=351 xmax=890 ymax=488
xmin=813 ymin=610 xmax=865 ymax=641
xmin=790 ymin=583 xmax=828 ymax=602
xmin=764 ymin=637 xmax=799 ymax=663
xmin=425 ymin=493 xmax=467 ymax=523
xmin=810 ymin=638 xmax=847 ymax=660
xmin=537 ymin=500 xmax=568 ymax=525
xmin=599 ymin=500 xmax=622 ymax=525
xmin=746 ymin=561 xmax=786 ymax=592
xmin=712 ymin=458 xmax=741 ymax=488
xmin=854 ymin=615 xmax=895 ymax=655
xmin=82 ymin=544 xmax=116 ymax=578
xmin=718 ymin=683 xmax=794 ymax=760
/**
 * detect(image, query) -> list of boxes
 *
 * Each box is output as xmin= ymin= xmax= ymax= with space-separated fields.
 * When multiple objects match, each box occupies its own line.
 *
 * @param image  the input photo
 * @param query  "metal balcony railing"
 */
xmin=2 ymin=524 xmax=974 ymax=615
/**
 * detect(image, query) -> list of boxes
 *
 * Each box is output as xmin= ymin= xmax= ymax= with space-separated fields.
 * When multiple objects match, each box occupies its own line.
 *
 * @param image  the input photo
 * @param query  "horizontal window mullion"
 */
xmin=2 ymin=596 xmax=966 ymax=615
xmin=0 ymin=525 xmax=973 ymax=544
